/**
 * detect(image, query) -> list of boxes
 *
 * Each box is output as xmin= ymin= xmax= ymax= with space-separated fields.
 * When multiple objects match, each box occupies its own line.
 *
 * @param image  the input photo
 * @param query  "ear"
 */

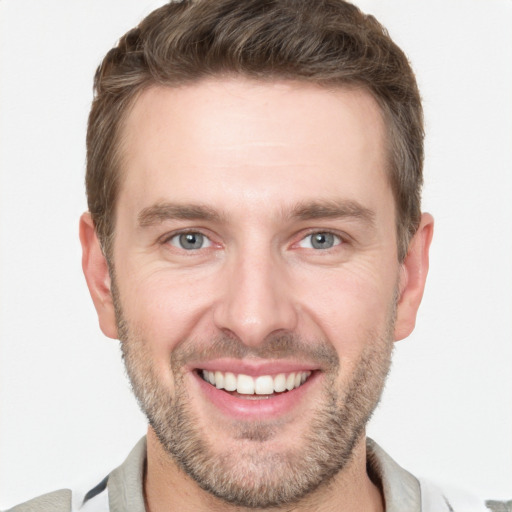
xmin=394 ymin=213 xmax=434 ymax=341
xmin=79 ymin=212 xmax=118 ymax=339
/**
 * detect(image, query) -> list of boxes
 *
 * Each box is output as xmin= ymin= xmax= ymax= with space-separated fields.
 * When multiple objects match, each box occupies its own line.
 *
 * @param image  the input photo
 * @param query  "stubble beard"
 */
xmin=113 ymin=282 xmax=395 ymax=509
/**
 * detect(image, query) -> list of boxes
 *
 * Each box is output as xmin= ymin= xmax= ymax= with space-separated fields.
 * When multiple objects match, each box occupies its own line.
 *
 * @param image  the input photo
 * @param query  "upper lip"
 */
xmin=188 ymin=358 xmax=321 ymax=376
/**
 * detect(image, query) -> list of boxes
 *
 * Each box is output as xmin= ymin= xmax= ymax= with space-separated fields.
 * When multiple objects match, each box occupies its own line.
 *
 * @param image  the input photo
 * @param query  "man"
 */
xmin=4 ymin=1 xmax=510 ymax=511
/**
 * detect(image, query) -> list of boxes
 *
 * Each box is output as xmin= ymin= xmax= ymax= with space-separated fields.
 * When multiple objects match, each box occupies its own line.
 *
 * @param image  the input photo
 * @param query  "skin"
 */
xmin=80 ymin=78 xmax=433 ymax=511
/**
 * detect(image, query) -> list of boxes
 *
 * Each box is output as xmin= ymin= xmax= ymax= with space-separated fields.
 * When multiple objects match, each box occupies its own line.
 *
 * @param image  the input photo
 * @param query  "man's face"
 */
xmin=109 ymin=79 xmax=401 ymax=507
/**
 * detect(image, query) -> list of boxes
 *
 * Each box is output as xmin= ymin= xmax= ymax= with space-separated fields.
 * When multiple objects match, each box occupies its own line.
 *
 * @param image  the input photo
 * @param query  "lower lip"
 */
xmin=193 ymin=371 xmax=319 ymax=420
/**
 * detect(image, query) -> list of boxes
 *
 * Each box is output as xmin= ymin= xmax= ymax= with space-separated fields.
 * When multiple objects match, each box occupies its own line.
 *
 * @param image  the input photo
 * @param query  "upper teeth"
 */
xmin=201 ymin=370 xmax=312 ymax=395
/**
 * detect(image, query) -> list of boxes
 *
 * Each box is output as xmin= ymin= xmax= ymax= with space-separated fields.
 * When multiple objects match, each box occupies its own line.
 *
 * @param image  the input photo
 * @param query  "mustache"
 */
xmin=171 ymin=332 xmax=340 ymax=371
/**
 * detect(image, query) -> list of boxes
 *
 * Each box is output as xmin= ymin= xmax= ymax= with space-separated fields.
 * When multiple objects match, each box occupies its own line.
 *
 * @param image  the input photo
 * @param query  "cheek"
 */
xmin=116 ymin=266 xmax=216 ymax=352
xmin=292 ymin=263 xmax=397 ymax=357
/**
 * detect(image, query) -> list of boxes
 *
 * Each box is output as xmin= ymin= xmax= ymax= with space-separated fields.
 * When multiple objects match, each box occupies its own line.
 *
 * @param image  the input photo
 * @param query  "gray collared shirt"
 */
xmin=4 ymin=437 xmax=510 ymax=511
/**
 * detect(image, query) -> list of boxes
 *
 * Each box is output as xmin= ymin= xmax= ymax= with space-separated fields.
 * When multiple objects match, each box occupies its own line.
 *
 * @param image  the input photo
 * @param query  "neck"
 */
xmin=143 ymin=428 xmax=384 ymax=512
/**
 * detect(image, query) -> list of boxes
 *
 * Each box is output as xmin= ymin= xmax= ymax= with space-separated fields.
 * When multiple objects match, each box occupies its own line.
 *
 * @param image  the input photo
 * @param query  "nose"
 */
xmin=213 ymin=247 xmax=298 ymax=347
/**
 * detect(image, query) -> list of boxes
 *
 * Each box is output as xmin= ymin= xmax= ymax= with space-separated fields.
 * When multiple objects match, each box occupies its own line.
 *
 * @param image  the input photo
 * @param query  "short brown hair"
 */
xmin=86 ymin=0 xmax=423 ymax=261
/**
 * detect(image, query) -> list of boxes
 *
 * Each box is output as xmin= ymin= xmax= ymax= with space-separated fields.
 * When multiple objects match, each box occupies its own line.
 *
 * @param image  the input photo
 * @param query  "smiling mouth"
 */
xmin=199 ymin=369 xmax=313 ymax=398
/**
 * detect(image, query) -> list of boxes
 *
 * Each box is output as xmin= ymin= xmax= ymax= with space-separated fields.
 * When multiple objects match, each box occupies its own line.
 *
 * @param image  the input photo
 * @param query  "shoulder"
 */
xmin=366 ymin=438 xmax=511 ymax=512
xmin=485 ymin=500 xmax=512 ymax=512
xmin=2 ymin=437 xmax=145 ymax=512
xmin=3 ymin=489 xmax=72 ymax=512
xmin=2 ymin=476 xmax=109 ymax=512
xmin=420 ymin=478 xmax=512 ymax=512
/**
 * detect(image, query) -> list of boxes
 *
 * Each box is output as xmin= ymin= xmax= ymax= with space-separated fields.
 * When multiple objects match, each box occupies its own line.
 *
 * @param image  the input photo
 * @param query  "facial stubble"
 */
xmin=113 ymin=280 xmax=395 ymax=508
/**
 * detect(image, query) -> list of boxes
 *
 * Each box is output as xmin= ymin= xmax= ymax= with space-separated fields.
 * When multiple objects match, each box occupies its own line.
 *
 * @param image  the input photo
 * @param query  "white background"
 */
xmin=1 ymin=0 xmax=511 ymax=508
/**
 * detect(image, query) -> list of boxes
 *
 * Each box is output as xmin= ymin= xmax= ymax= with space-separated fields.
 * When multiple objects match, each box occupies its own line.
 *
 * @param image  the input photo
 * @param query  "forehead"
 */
xmin=118 ymin=78 xmax=391 ymax=217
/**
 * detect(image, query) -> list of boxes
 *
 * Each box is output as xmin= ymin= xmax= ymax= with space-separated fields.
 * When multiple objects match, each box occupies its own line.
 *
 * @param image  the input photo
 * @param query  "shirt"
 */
xmin=5 ymin=437 xmax=510 ymax=512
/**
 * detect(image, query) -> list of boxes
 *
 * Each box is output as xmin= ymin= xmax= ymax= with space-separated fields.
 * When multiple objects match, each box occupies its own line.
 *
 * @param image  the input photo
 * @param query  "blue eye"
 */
xmin=298 ymin=232 xmax=341 ymax=250
xmin=169 ymin=232 xmax=211 ymax=250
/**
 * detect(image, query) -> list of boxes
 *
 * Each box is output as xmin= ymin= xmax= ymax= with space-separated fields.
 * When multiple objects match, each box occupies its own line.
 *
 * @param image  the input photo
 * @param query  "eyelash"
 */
xmin=161 ymin=230 xmax=214 ymax=251
xmin=160 ymin=229 xmax=347 ymax=252
xmin=296 ymin=231 xmax=344 ymax=250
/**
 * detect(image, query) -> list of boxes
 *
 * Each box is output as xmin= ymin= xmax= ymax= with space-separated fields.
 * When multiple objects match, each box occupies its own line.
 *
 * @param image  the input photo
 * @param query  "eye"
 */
xmin=168 ymin=232 xmax=212 ymax=250
xmin=298 ymin=232 xmax=342 ymax=250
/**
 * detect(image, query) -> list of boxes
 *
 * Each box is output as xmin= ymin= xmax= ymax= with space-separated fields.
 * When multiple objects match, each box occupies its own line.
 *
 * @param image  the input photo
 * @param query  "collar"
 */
xmin=106 ymin=437 xmax=146 ymax=512
xmin=366 ymin=438 xmax=421 ymax=512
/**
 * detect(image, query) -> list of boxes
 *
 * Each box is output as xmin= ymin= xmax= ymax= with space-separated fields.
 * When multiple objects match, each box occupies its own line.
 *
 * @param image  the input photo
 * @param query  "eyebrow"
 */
xmin=137 ymin=199 xmax=375 ymax=228
xmin=138 ymin=203 xmax=223 ymax=227
xmin=288 ymin=199 xmax=375 ymax=225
